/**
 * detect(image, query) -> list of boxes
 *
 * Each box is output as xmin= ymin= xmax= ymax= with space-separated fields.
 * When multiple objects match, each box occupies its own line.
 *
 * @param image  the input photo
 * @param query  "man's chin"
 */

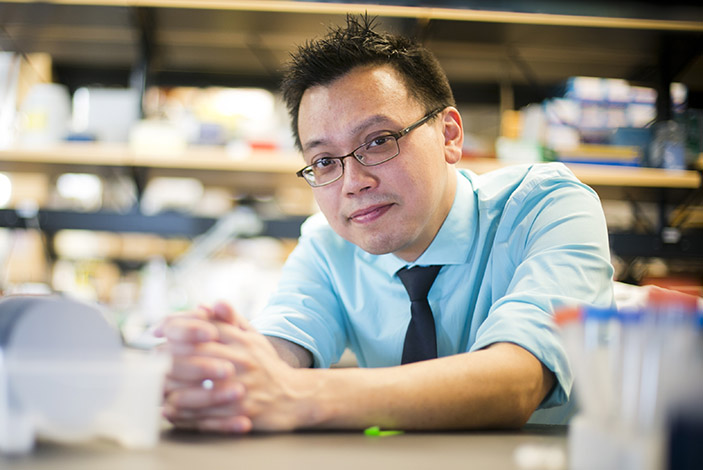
xmin=361 ymin=246 xmax=393 ymax=256
xmin=355 ymin=238 xmax=401 ymax=256
xmin=340 ymin=229 xmax=408 ymax=256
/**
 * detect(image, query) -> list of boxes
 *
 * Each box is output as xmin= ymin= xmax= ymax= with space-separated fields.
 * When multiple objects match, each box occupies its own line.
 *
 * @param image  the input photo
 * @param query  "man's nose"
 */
xmin=341 ymin=156 xmax=376 ymax=194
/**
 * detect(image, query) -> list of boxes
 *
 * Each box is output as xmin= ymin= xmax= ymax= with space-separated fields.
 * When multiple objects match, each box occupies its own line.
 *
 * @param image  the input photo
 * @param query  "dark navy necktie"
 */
xmin=397 ymin=265 xmax=442 ymax=364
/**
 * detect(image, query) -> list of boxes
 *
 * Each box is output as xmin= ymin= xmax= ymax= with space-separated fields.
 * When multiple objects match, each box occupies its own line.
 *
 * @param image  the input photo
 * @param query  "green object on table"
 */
xmin=364 ymin=426 xmax=404 ymax=437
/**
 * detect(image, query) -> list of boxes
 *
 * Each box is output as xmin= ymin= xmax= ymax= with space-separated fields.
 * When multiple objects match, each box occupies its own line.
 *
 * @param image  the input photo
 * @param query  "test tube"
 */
xmin=582 ymin=305 xmax=620 ymax=423
xmin=615 ymin=308 xmax=645 ymax=431
xmin=555 ymin=305 xmax=619 ymax=422
xmin=639 ymin=288 xmax=700 ymax=433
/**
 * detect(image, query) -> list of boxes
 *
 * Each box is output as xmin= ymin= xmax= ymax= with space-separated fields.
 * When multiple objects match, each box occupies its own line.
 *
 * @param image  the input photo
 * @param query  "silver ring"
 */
xmin=201 ymin=379 xmax=214 ymax=390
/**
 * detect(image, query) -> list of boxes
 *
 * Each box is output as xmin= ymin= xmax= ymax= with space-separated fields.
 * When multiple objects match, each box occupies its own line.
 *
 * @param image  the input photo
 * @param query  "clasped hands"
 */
xmin=156 ymin=302 xmax=309 ymax=433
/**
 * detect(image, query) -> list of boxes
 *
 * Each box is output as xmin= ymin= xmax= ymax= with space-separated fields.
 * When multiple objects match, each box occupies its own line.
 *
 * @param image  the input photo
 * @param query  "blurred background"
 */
xmin=0 ymin=0 xmax=701 ymax=337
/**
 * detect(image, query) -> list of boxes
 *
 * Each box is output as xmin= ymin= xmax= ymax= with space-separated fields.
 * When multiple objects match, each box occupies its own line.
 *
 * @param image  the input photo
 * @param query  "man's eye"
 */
xmin=314 ymin=157 xmax=336 ymax=168
xmin=367 ymin=135 xmax=393 ymax=149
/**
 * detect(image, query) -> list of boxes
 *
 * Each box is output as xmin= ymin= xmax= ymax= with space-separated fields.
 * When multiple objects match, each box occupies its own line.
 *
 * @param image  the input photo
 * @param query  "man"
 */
xmin=159 ymin=15 xmax=614 ymax=433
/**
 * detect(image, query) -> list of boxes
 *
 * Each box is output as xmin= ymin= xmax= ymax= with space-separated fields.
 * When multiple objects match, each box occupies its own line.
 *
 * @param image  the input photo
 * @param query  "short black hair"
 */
xmin=281 ymin=14 xmax=455 ymax=150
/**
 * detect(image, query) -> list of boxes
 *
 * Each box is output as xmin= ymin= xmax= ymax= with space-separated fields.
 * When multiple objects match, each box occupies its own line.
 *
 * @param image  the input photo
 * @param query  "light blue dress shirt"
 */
xmin=252 ymin=163 xmax=614 ymax=408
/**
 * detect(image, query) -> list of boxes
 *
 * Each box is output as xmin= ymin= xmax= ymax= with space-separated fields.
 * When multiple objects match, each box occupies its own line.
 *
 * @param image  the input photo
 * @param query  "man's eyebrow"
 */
xmin=301 ymin=114 xmax=394 ymax=153
xmin=301 ymin=138 xmax=326 ymax=153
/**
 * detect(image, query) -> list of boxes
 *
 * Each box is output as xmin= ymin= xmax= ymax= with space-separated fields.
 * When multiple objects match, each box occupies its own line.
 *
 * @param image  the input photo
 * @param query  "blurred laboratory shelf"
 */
xmin=458 ymin=156 xmax=701 ymax=189
xmin=1 ymin=1 xmax=701 ymax=108
xmin=0 ymin=143 xmax=700 ymax=261
xmin=0 ymin=207 xmax=307 ymax=239
xmin=0 ymin=142 xmax=700 ymax=189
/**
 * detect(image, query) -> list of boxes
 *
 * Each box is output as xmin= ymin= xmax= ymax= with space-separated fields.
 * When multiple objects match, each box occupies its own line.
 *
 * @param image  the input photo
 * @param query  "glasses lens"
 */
xmin=356 ymin=135 xmax=399 ymax=165
xmin=310 ymin=158 xmax=343 ymax=186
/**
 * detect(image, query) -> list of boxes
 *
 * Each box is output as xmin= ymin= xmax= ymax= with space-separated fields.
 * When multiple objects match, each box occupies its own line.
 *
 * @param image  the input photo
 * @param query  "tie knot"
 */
xmin=397 ymin=265 xmax=442 ymax=301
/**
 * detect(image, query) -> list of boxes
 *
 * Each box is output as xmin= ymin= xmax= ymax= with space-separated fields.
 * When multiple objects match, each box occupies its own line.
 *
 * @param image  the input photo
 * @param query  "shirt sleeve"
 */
xmin=470 ymin=165 xmax=614 ymax=408
xmin=250 ymin=214 xmax=348 ymax=368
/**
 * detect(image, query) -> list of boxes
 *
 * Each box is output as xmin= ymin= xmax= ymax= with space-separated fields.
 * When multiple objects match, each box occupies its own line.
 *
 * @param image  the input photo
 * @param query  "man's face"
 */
xmin=297 ymin=65 xmax=461 ymax=262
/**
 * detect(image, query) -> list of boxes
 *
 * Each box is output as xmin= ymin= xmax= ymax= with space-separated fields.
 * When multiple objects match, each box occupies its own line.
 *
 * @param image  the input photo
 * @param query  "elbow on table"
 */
xmin=506 ymin=396 xmax=541 ymax=429
xmin=476 ymin=392 xmax=538 ymax=430
xmin=458 ymin=382 xmax=547 ymax=430
xmin=504 ymin=367 xmax=558 ymax=429
xmin=480 ymin=343 xmax=557 ymax=429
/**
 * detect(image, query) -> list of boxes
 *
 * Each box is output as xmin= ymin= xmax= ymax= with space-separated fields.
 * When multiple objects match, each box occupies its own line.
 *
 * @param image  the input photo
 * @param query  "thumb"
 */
xmin=212 ymin=301 xmax=254 ymax=331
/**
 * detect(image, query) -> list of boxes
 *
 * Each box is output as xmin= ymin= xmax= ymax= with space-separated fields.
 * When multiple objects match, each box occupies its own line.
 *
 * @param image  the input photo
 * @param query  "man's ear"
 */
xmin=442 ymin=107 xmax=463 ymax=164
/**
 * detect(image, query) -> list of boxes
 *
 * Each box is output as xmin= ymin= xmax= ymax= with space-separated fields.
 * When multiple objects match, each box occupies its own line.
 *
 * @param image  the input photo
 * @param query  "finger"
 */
xmin=210 ymin=320 xmax=249 ymax=345
xmin=164 ymin=377 xmax=193 ymax=395
xmin=153 ymin=307 xmax=211 ymax=337
xmin=167 ymin=414 xmax=253 ymax=434
xmin=166 ymin=339 xmax=246 ymax=364
xmin=211 ymin=302 xmax=254 ymax=332
xmin=163 ymin=377 xmax=220 ymax=397
xmin=166 ymin=323 xmax=250 ymax=354
xmin=167 ymin=356 xmax=234 ymax=383
xmin=164 ymin=337 xmax=260 ymax=379
xmin=198 ymin=415 xmax=253 ymax=434
xmin=162 ymin=401 xmax=244 ymax=420
xmin=211 ymin=301 xmax=236 ymax=324
xmin=166 ymin=381 xmax=245 ymax=409
xmin=208 ymin=318 xmax=266 ymax=347
xmin=163 ymin=378 xmax=228 ymax=402
xmin=162 ymin=316 xmax=220 ymax=343
xmin=180 ymin=327 xmax=265 ymax=374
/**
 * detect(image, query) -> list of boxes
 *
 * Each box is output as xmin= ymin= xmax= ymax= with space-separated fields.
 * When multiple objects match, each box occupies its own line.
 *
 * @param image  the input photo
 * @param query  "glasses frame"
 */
xmin=296 ymin=107 xmax=444 ymax=187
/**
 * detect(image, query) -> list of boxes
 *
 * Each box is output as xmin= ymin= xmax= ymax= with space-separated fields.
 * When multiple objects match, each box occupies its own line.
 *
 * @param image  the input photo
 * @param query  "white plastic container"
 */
xmin=17 ymin=83 xmax=71 ymax=147
xmin=0 ymin=296 xmax=170 ymax=455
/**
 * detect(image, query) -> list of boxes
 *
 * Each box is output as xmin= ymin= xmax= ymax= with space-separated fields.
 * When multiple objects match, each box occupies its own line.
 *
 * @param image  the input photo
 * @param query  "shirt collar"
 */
xmin=362 ymin=169 xmax=477 ymax=276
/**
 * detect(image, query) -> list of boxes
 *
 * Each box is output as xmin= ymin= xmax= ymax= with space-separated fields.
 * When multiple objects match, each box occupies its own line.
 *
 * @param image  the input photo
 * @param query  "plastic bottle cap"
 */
xmin=554 ymin=306 xmax=582 ymax=326
xmin=583 ymin=305 xmax=617 ymax=321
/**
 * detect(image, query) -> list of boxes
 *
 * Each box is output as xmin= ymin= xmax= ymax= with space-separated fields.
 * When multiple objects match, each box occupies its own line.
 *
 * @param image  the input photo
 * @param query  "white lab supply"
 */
xmin=17 ymin=83 xmax=71 ymax=147
xmin=0 ymin=296 xmax=169 ymax=455
xmin=555 ymin=289 xmax=703 ymax=470
xmin=72 ymin=87 xmax=140 ymax=143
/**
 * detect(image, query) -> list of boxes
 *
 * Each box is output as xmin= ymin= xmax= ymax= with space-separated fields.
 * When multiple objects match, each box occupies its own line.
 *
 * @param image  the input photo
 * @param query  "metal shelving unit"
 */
xmin=0 ymin=0 xmax=702 ymax=275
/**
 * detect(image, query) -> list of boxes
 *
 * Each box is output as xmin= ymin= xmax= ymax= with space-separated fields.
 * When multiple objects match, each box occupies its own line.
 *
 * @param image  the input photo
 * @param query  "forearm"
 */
xmin=161 ymin=313 xmax=554 ymax=433
xmin=293 ymin=342 xmax=554 ymax=430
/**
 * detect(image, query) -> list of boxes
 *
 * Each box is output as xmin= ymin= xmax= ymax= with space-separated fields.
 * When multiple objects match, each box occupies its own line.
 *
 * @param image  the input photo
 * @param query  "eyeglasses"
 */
xmin=296 ymin=107 xmax=444 ymax=187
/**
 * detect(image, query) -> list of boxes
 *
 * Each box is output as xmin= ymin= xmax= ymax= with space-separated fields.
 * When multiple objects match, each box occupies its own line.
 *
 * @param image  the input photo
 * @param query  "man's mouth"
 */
xmin=348 ymin=203 xmax=394 ymax=224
